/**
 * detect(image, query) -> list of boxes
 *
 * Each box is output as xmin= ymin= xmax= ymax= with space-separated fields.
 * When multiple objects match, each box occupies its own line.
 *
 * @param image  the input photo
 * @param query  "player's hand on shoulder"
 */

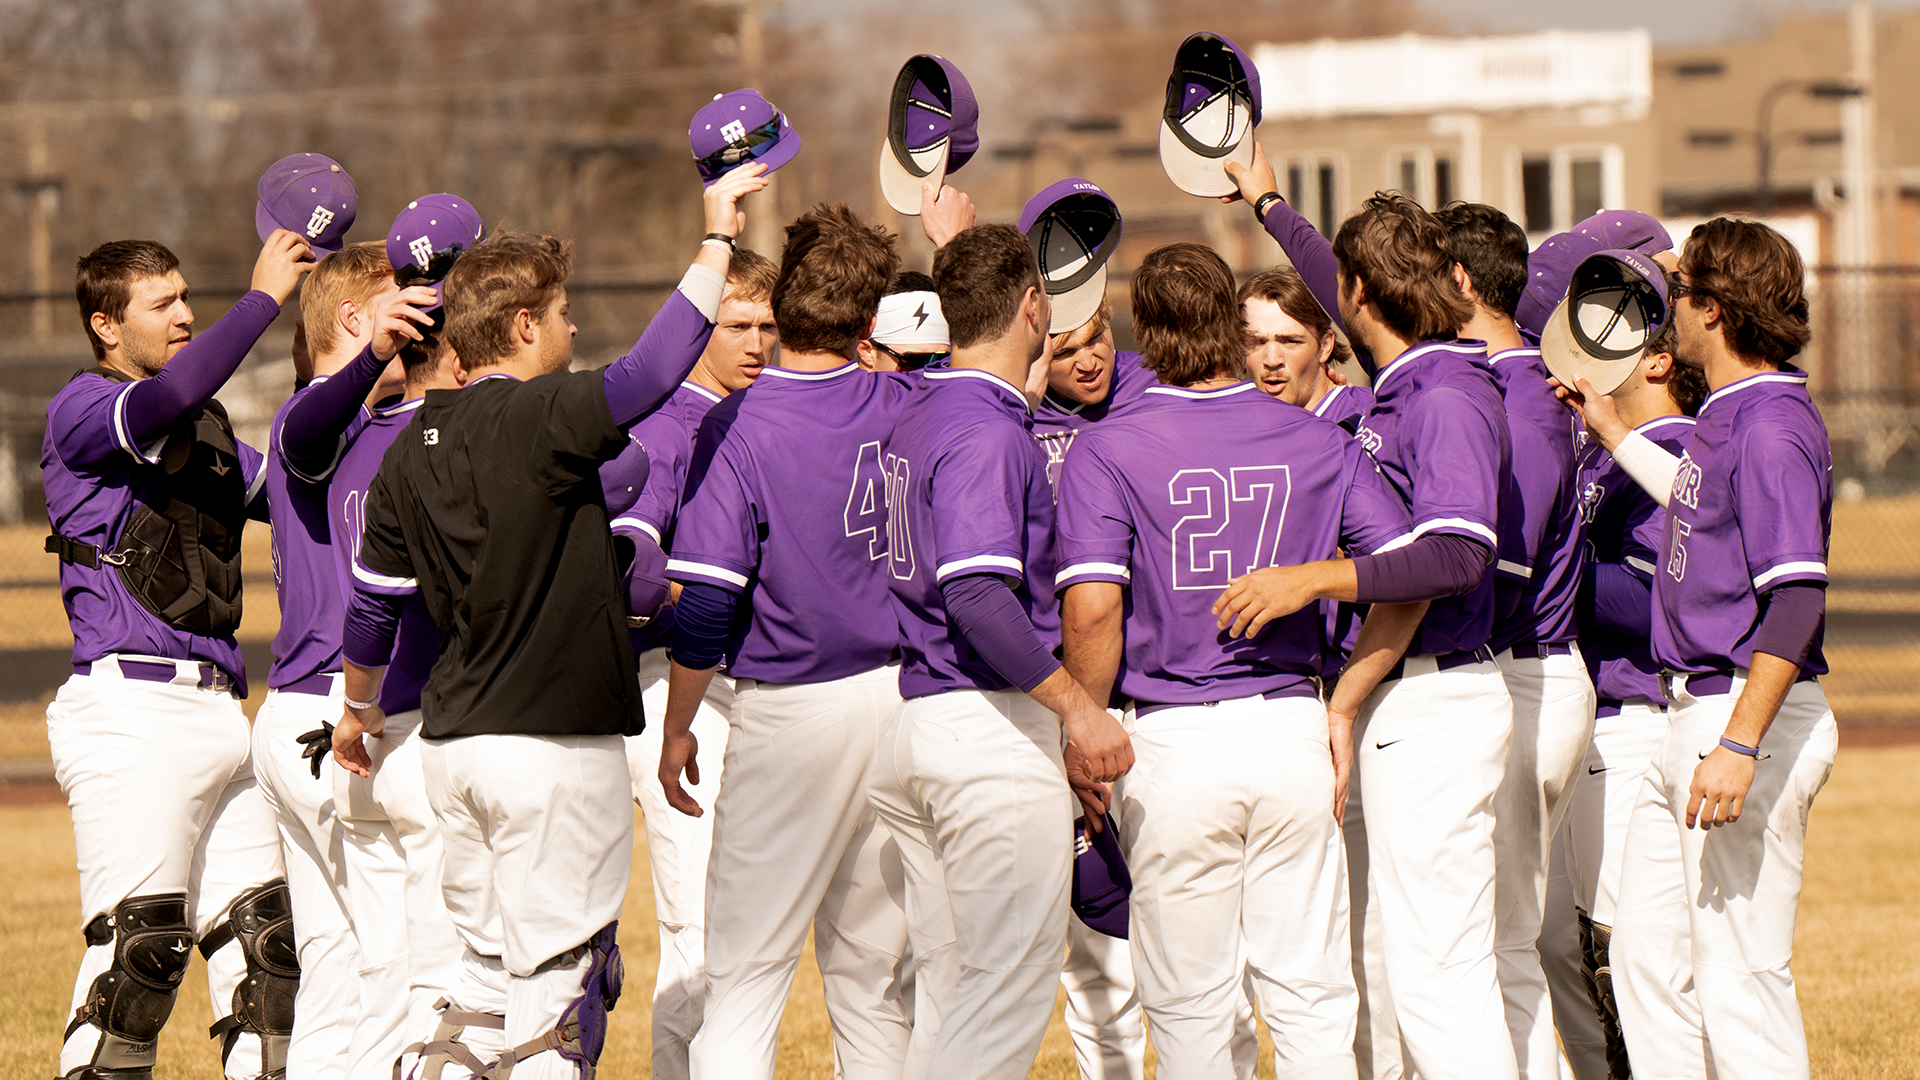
xmin=921 ymin=182 xmax=976 ymax=249
xmin=659 ymin=730 xmax=705 ymax=818
xmin=1064 ymin=702 xmax=1133 ymax=784
xmin=703 ymin=161 xmax=771 ymax=240
xmin=370 ymin=286 xmax=442 ymax=362
xmin=254 ymin=228 xmax=317 ymax=305
xmin=1214 ymin=565 xmax=1315 ymax=639
xmin=1686 ymin=746 xmax=1756 ymax=829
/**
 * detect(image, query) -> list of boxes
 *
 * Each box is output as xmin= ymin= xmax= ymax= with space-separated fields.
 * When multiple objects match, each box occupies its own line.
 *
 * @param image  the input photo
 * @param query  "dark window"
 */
xmin=1288 ymin=164 xmax=1305 ymax=209
xmin=1399 ymin=158 xmax=1418 ymax=197
xmin=1521 ymin=158 xmax=1553 ymax=232
xmin=1435 ymin=157 xmax=1454 ymax=207
xmin=1801 ymin=130 xmax=1844 ymax=146
xmin=1317 ymin=163 xmax=1337 ymax=238
xmin=1571 ymin=159 xmax=1604 ymax=222
xmin=1673 ymin=60 xmax=1725 ymax=78
xmin=1689 ymin=131 xmax=1737 ymax=147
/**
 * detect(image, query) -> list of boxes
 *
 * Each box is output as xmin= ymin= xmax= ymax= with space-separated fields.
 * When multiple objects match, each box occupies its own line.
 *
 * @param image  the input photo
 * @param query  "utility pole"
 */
xmin=1840 ymin=0 xmax=1876 ymax=266
xmin=22 ymin=113 xmax=62 ymax=340
xmin=736 ymin=0 xmax=782 ymax=262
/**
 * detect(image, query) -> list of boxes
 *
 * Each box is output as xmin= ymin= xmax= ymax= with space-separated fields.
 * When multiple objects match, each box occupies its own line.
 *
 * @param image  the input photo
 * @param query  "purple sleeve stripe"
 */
xmin=1412 ymin=517 xmax=1499 ymax=547
xmin=1054 ymin=562 xmax=1131 ymax=587
xmin=610 ymin=515 xmax=662 ymax=545
xmin=935 ymin=553 xmax=1024 ymax=582
xmin=110 ymin=383 xmax=165 ymax=464
xmin=1624 ymin=555 xmax=1657 ymax=580
xmin=665 ymin=557 xmax=749 ymax=590
xmin=351 ymin=558 xmax=418 ymax=595
xmin=1495 ymin=558 xmax=1533 ymax=580
xmin=1753 ymin=561 xmax=1828 ymax=590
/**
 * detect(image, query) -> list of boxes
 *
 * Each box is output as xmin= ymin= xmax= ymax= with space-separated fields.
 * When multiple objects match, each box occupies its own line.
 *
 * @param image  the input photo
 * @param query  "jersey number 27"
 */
xmin=1169 ymin=466 xmax=1293 ymax=590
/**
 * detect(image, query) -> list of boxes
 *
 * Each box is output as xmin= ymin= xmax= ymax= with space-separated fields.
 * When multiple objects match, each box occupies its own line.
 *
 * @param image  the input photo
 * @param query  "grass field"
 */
xmin=3 ymin=745 xmax=1915 ymax=1078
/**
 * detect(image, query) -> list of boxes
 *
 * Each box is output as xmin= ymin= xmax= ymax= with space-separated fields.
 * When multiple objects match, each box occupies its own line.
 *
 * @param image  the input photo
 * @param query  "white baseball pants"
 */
xmin=1357 ymin=656 xmax=1517 ymax=1080
xmin=625 ymin=647 xmax=732 ymax=1080
xmin=47 ymin=662 xmax=285 ymax=1080
xmin=1116 ymin=696 xmax=1358 ymax=1080
xmin=688 ymin=664 xmax=910 ymax=1080
xmin=1060 ymin=918 xmax=1147 ymax=1080
xmin=1492 ymin=647 xmax=1595 ymax=1080
xmin=870 ymin=688 xmax=1074 ymax=1080
xmin=1612 ymin=675 xmax=1836 ymax=1080
xmin=253 ymin=685 xmax=362 ymax=1080
xmin=421 ymin=732 xmax=633 ymax=1080
xmin=1343 ymin=718 xmax=1409 ymax=1080
xmin=333 ymin=707 xmax=463 ymax=1079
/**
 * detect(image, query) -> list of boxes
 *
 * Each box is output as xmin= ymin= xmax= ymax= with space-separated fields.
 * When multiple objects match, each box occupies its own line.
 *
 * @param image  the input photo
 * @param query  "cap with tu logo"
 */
xmin=1159 ymin=32 xmax=1262 ymax=198
xmin=1539 ymin=249 xmax=1671 ymax=396
xmin=1518 ymin=209 xmax=1672 ymax=338
xmin=256 ymin=153 xmax=357 ymax=255
xmin=878 ymin=55 xmax=980 ymax=215
xmin=1019 ymin=178 xmax=1123 ymax=335
xmin=690 ymin=89 xmax=800 ymax=188
xmin=386 ymin=194 xmax=485 ymax=314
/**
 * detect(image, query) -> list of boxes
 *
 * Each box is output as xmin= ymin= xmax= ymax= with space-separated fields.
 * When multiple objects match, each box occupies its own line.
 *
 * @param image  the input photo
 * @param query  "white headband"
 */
xmin=870 ymin=291 xmax=950 ymax=349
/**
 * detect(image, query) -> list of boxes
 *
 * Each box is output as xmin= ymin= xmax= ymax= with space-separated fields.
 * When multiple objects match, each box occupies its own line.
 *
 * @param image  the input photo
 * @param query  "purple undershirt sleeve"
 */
xmin=670 ymin=581 xmax=736 ymax=670
xmin=122 ymin=291 xmax=282 ymax=445
xmin=342 ymin=587 xmax=406 ymax=669
xmin=1260 ymin=200 xmax=1372 ymax=376
xmin=941 ymin=573 xmax=1062 ymax=693
xmin=625 ymin=536 xmax=673 ymax=624
xmin=601 ymin=290 xmax=715 ymax=428
xmin=282 ymin=343 xmax=384 ymax=477
xmin=1585 ymin=561 xmax=1652 ymax=637
xmin=1752 ymin=583 xmax=1825 ymax=671
xmin=1352 ymin=533 xmax=1494 ymax=605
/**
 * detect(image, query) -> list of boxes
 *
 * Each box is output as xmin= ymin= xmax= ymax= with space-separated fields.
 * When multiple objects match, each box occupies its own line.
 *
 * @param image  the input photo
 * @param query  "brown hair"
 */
xmin=1432 ymin=202 xmax=1529 ymax=318
xmin=1679 ymin=218 xmax=1811 ymax=366
xmin=442 ymin=231 xmax=572 ymax=369
xmin=300 ymin=242 xmax=394 ymax=358
xmin=725 ymin=247 xmax=779 ymax=307
xmin=75 ymin=240 xmax=181 ymax=360
xmin=933 ymin=224 xmax=1042 ymax=350
xmin=1130 ymin=243 xmax=1250 ymax=385
xmin=1331 ymin=192 xmax=1473 ymax=342
xmin=770 ymin=204 xmax=897 ymax=353
xmin=1237 ymin=265 xmax=1353 ymax=368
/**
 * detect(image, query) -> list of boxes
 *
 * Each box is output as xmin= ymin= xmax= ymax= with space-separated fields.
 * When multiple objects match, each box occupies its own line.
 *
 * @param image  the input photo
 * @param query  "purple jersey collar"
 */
xmin=757 ymin=361 xmax=863 ymax=383
xmin=679 ymin=378 xmax=724 ymax=403
xmin=1141 ymin=381 xmax=1260 ymax=401
xmin=373 ymin=396 xmax=426 ymax=420
xmin=1372 ymin=339 xmax=1489 ymax=394
xmin=1700 ymin=369 xmax=1808 ymax=415
xmin=922 ymin=366 xmax=1027 ymax=408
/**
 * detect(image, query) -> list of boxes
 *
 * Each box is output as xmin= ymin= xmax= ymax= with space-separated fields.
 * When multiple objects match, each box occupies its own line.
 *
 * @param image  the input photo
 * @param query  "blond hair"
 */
xmin=300 ymin=242 xmax=393 ymax=357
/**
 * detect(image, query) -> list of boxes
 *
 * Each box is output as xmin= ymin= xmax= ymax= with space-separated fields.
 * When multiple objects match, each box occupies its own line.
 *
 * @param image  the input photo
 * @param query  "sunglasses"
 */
xmin=1664 ymin=269 xmax=1708 ymax=302
xmin=694 ymin=112 xmax=786 ymax=175
xmin=871 ymin=339 xmax=948 ymax=371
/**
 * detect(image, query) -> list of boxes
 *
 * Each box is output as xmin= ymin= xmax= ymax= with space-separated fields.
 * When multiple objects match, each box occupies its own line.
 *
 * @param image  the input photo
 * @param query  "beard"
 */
xmin=120 ymin=330 xmax=172 ymax=378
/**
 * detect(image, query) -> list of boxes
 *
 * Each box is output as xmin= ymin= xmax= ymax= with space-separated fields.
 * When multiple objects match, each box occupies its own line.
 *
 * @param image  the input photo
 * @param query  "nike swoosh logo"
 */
xmin=1698 ymin=751 xmax=1711 ymax=759
xmin=1588 ymin=766 xmax=1608 ymax=775
xmin=1375 ymin=739 xmax=1402 ymax=750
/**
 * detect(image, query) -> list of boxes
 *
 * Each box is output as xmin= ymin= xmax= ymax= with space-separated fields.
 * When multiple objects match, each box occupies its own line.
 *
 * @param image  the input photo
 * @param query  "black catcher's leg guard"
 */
xmin=61 ymin=893 xmax=193 ymax=1080
xmin=202 ymin=879 xmax=298 ymax=1079
xmin=1579 ymin=910 xmax=1634 ymax=1080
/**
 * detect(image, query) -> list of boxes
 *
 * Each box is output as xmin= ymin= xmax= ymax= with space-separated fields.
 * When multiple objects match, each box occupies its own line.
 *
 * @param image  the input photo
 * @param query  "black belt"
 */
xmin=1659 ymin=668 xmax=1815 ymax=701
xmin=1381 ymin=644 xmax=1496 ymax=684
xmin=1133 ymin=677 xmax=1320 ymax=719
xmin=1503 ymin=641 xmax=1575 ymax=660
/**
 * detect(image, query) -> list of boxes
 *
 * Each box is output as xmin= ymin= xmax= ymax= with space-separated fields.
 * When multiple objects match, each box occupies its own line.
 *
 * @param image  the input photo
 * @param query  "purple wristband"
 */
xmin=1718 ymin=736 xmax=1759 ymax=758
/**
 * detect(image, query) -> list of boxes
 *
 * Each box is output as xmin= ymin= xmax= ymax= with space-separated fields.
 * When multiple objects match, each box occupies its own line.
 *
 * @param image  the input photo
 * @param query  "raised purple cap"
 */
xmin=1518 ymin=210 xmax=1672 ymax=338
xmin=385 ymin=194 xmax=484 ymax=313
xmin=1540 ymin=248 xmax=1671 ymax=396
xmin=690 ymin=89 xmax=800 ymax=188
xmin=879 ymin=55 xmax=980 ymax=215
xmin=1019 ymin=178 xmax=1122 ymax=335
xmin=1159 ymin=32 xmax=1262 ymax=198
xmin=1071 ymin=814 xmax=1130 ymax=939
xmin=256 ymin=153 xmax=357 ymax=255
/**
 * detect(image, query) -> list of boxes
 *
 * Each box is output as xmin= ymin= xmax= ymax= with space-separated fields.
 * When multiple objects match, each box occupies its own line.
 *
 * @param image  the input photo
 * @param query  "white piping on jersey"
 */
xmin=110 ymin=381 xmax=168 ymax=465
xmin=1374 ymin=531 xmax=1415 ymax=553
xmin=1701 ymin=370 xmax=1808 ymax=414
xmin=681 ymin=380 xmax=724 ymax=404
xmin=468 ymin=373 xmax=521 ymax=386
xmin=244 ymin=457 xmax=270 ymax=504
xmin=1409 ymin=516 xmax=1500 ymax=547
xmin=1055 ymin=561 xmax=1131 ymax=586
xmin=1487 ymin=346 xmax=1542 ymax=366
xmin=666 ymin=558 xmax=749 ymax=588
xmin=1142 ymin=382 xmax=1259 ymax=400
xmin=1753 ymin=560 xmax=1826 ymax=590
xmin=351 ymin=559 xmax=418 ymax=592
xmin=922 ymin=367 xmax=1026 ymax=404
xmin=373 ymin=397 xmax=427 ymax=420
xmin=1635 ymin=414 xmax=1696 ymax=437
xmin=759 ymin=362 xmax=860 ymax=382
xmin=1625 ymin=556 xmax=1657 ymax=577
xmin=935 ymin=553 xmax=1024 ymax=581
xmin=611 ymin=516 xmax=662 ymax=545
xmin=1371 ymin=340 xmax=1486 ymax=394
xmin=1311 ymin=384 xmax=1345 ymax=417
xmin=274 ymin=405 xmax=353 ymax=486
xmin=1496 ymin=559 xmax=1533 ymax=579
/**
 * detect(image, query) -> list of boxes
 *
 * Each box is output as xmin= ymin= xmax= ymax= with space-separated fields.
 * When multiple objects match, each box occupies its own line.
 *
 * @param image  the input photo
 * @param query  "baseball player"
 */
xmin=254 ymin=238 xmax=440 ymax=1080
xmin=44 ymin=230 xmax=312 ymax=1080
xmin=603 ymin=245 xmax=776 ymax=1080
xmin=1559 ymin=218 xmax=1836 ymax=1080
xmin=332 ymin=164 xmax=768 ymax=1080
xmin=1055 ymin=240 xmax=1429 ymax=1078
xmin=857 ymin=273 xmax=950 ymax=373
xmin=1216 ymin=167 xmax=1518 ymax=1080
xmin=869 ymin=222 xmax=1133 ymax=1080
xmin=1238 ymin=265 xmax=1368 ymax=430
xmin=1434 ymin=202 xmax=1596 ymax=1080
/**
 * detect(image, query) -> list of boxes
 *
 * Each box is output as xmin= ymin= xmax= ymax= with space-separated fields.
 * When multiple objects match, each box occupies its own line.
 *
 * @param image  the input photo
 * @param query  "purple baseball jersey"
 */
xmin=1653 ymin=370 xmax=1831 ymax=675
xmin=1308 ymin=382 xmax=1377 ymax=675
xmin=332 ymin=397 xmax=439 ymax=714
xmin=1578 ymin=414 xmax=1694 ymax=704
xmin=1032 ymin=349 xmax=1156 ymax=492
xmin=1353 ymin=340 xmax=1512 ymax=657
xmin=666 ymin=364 xmax=912 ymax=684
xmin=263 ymin=388 xmax=371 ymax=688
xmin=886 ymin=368 xmax=1060 ymax=699
xmin=42 ymin=373 xmax=268 ymax=688
xmin=606 ymin=380 xmax=725 ymax=652
xmin=1055 ymin=382 xmax=1413 ymax=703
xmin=1311 ymin=382 xmax=1374 ymax=433
xmin=1488 ymin=346 xmax=1585 ymax=652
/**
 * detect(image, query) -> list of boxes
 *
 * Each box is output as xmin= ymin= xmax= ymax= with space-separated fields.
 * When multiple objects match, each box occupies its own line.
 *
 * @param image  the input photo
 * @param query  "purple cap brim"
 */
xmin=1539 ymin=248 xmax=1671 ymax=396
xmin=879 ymin=54 xmax=978 ymax=213
xmin=1160 ymin=32 xmax=1261 ymax=198
xmin=703 ymin=125 xmax=800 ymax=189
xmin=1519 ymin=210 xmax=1672 ymax=337
xmin=1071 ymin=813 xmax=1130 ymax=939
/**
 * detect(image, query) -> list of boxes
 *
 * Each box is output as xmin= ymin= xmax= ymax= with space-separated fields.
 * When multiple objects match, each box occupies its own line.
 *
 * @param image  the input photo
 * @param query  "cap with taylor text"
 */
xmin=1517 ymin=209 xmax=1672 ymax=338
xmin=691 ymin=89 xmax=800 ymax=188
xmin=1159 ymin=31 xmax=1262 ymax=198
xmin=1071 ymin=813 xmax=1130 ymax=939
xmin=386 ymin=194 xmax=485 ymax=313
xmin=871 ymin=291 xmax=950 ymax=351
xmin=878 ymin=54 xmax=980 ymax=215
xmin=1540 ymin=249 xmax=1671 ymax=396
xmin=1019 ymin=178 xmax=1123 ymax=335
xmin=256 ymin=153 xmax=357 ymax=255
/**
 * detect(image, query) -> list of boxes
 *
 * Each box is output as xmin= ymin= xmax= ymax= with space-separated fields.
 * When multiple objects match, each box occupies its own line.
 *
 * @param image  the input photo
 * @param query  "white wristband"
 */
xmin=1611 ymin=430 xmax=1682 ymax=509
xmin=345 ymin=697 xmax=378 ymax=712
xmin=677 ymin=262 xmax=727 ymax=322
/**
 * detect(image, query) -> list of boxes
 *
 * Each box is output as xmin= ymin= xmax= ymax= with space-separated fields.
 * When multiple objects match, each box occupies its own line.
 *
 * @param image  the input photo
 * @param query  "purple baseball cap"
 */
xmin=1159 ymin=32 xmax=1262 ymax=198
xmin=1518 ymin=210 xmax=1672 ymax=338
xmin=879 ymin=55 xmax=980 ymax=215
xmin=1539 ymin=249 xmax=1671 ymax=396
xmin=1019 ymin=178 xmax=1122 ymax=335
xmin=1072 ymin=814 xmax=1130 ymax=939
xmin=255 ymin=153 xmax=357 ymax=255
xmin=386 ymin=194 xmax=484 ymax=313
xmin=690 ymin=89 xmax=800 ymax=188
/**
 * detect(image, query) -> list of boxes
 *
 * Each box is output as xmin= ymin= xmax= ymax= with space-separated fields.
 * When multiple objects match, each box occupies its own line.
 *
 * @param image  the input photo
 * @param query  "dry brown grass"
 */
xmin=4 ymin=748 xmax=1914 ymax=1078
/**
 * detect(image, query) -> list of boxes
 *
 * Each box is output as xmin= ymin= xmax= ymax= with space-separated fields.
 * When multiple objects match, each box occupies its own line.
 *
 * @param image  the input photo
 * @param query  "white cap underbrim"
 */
xmin=1047 ymin=263 xmax=1108 ymax=336
xmin=880 ymin=138 xmax=949 ymax=216
xmin=1540 ymin=295 xmax=1640 ymax=396
xmin=1158 ymin=102 xmax=1254 ymax=198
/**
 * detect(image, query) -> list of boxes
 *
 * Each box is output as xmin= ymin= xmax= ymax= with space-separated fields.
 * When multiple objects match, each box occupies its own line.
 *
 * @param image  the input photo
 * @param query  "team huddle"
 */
xmin=41 ymin=31 xmax=1835 ymax=1080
